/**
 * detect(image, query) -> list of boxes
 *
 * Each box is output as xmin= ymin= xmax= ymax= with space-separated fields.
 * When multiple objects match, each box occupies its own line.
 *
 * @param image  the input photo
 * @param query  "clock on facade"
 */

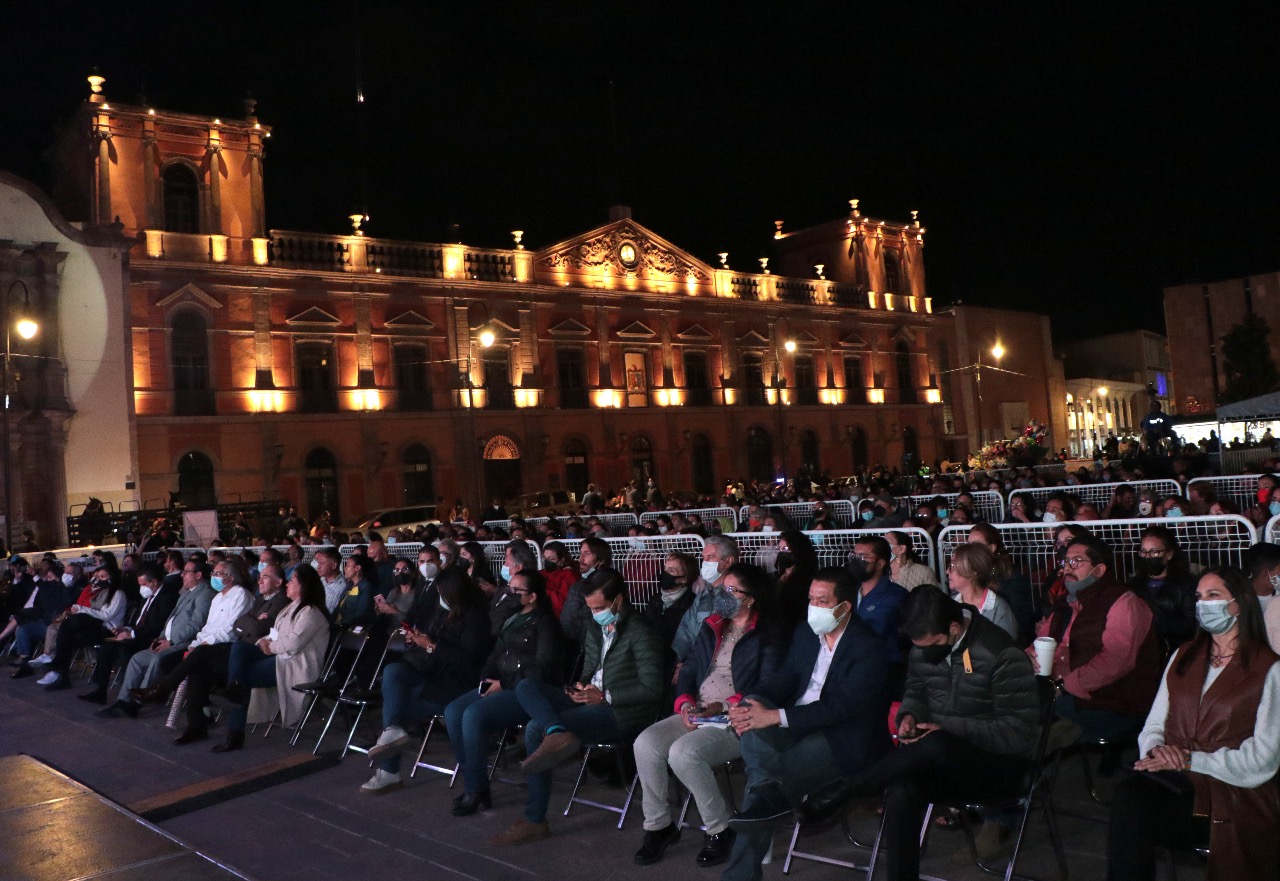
xmin=618 ymin=241 xmax=639 ymax=268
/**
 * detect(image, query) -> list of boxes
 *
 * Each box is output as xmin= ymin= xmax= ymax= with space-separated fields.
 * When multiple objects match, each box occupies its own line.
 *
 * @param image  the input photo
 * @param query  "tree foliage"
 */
xmin=1220 ymin=313 xmax=1280 ymax=405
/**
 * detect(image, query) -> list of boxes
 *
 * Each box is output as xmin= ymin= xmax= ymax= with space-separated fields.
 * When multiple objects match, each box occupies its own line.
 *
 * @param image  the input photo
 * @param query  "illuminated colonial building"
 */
xmin=2 ymin=75 xmax=1066 ymax=538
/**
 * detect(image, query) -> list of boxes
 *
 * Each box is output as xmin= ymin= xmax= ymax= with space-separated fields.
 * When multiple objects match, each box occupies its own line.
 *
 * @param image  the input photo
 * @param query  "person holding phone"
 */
xmin=443 ymin=568 xmax=564 ymax=817
xmin=632 ymin=564 xmax=786 ymax=868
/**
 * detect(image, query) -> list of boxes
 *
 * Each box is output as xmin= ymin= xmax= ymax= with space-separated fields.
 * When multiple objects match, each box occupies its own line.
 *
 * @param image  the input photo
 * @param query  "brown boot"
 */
xmin=491 ymin=818 xmax=552 ymax=847
xmin=520 ymin=730 xmax=581 ymax=774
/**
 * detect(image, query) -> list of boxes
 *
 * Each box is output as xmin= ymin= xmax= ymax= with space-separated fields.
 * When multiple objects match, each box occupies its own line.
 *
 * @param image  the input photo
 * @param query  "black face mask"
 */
xmin=543 ymin=559 xmax=559 ymax=572
xmin=395 ymin=571 xmax=414 ymax=585
xmin=847 ymin=557 xmax=868 ymax=582
xmin=918 ymin=643 xmax=952 ymax=664
xmin=776 ymin=552 xmax=795 ymax=573
xmin=657 ymin=572 xmax=681 ymax=592
xmin=1136 ymin=557 xmax=1166 ymax=578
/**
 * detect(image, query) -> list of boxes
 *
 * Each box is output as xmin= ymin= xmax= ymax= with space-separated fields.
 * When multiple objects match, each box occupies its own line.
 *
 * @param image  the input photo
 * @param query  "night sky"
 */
xmin=5 ymin=3 xmax=1279 ymax=341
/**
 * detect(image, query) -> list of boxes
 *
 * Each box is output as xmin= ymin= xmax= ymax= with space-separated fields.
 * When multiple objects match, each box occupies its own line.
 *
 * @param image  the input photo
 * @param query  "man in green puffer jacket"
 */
xmin=797 ymin=588 xmax=1039 ymax=881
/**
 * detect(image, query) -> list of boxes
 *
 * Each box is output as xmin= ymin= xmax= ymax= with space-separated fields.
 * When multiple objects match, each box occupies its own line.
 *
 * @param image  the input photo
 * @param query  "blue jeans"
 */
xmin=379 ymin=661 xmax=446 ymax=774
xmin=227 ymin=640 xmax=277 ymax=732
xmin=444 ymin=687 xmax=530 ymax=794
xmin=1055 ymin=692 xmax=1143 ymax=743
xmin=514 ymin=679 xmax=620 ymax=823
xmin=15 ymin=620 xmax=46 ymax=657
xmin=723 ymin=723 xmax=843 ymax=881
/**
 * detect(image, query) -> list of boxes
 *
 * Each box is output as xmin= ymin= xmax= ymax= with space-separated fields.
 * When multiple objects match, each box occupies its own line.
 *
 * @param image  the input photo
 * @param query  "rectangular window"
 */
xmin=684 ymin=351 xmax=712 ymax=406
xmin=394 ymin=345 xmax=432 ymax=412
xmin=557 ymin=348 xmax=588 ymax=409
xmin=794 ymin=356 xmax=818 ymax=405
xmin=843 ymin=356 xmax=867 ymax=405
xmin=625 ymin=352 xmax=648 ymax=408
xmin=743 ymin=354 xmax=767 ymax=406
xmin=296 ymin=342 xmax=337 ymax=413
xmin=484 ymin=350 xmax=514 ymax=410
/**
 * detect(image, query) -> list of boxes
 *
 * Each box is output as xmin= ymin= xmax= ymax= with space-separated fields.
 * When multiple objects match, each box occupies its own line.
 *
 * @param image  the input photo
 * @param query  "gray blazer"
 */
xmin=165 ymin=582 xmax=215 ymax=649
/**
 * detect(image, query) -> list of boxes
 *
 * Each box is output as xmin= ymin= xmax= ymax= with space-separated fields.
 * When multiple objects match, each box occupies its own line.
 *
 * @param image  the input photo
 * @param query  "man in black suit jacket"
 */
xmin=721 ymin=567 xmax=891 ymax=881
xmin=78 ymin=564 xmax=178 ymax=704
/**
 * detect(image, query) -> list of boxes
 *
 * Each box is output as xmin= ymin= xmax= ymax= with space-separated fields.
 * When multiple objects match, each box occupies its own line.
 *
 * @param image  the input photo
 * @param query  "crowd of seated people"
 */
xmin=10 ymin=481 xmax=1280 ymax=880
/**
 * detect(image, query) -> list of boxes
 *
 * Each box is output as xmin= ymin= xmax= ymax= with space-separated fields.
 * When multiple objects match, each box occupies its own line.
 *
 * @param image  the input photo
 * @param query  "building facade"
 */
xmin=11 ymin=75 xmax=1066 ymax=537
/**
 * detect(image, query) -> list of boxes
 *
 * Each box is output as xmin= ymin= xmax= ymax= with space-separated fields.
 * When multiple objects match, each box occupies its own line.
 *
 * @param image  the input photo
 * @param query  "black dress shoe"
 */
xmin=634 ymin=823 xmax=681 ymax=865
xmin=794 ymin=778 xmax=859 ymax=825
xmin=451 ymin=790 xmax=492 ymax=817
xmin=728 ymin=786 xmax=792 ymax=826
xmin=79 ymin=689 xmax=108 ymax=705
xmin=696 ymin=828 xmax=736 ymax=867
xmin=212 ymin=731 xmax=245 ymax=753
xmin=130 ymin=686 xmax=166 ymax=705
xmin=10 ymin=663 xmax=33 ymax=679
xmin=173 ymin=727 xmax=209 ymax=745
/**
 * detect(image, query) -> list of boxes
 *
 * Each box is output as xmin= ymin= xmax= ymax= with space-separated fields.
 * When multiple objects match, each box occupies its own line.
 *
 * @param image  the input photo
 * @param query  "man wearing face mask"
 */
xmin=848 ymin=537 xmax=909 ymax=697
xmin=78 ymin=564 xmax=179 ymax=704
xmin=1244 ymin=543 xmax=1280 ymax=651
xmin=671 ymin=536 xmax=740 ymax=665
xmin=489 ymin=541 xmax=538 ymax=636
xmin=1032 ymin=535 xmax=1163 ymax=747
xmin=797 ymin=589 xmax=1038 ymax=881
xmin=1041 ymin=493 xmax=1075 ymax=525
xmin=558 ymin=537 xmax=617 ymax=648
xmin=719 ymin=568 xmax=890 ymax=881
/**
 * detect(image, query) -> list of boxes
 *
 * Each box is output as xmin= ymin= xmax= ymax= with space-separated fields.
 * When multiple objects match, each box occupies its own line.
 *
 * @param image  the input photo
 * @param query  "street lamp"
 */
xmin=3 ymin=281 xmax=38 ymax=553
xmin=772 ymin=318 xmax=795 ymax=482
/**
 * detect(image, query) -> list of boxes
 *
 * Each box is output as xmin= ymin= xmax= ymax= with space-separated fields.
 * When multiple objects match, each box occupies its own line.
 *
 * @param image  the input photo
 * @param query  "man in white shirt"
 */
xmin=719 ymin=568 xmax=892 ymax=881
xmin=313 ymin=546 xmax=348 ymax=612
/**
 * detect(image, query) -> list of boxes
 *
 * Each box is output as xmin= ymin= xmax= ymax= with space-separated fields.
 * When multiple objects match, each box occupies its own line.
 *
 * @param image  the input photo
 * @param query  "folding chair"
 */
xmin=289 ymin=626 xmax=359 ymax=747
xmin=562 ymin=737 xmax=641 ymax=829
xmin=317 ymin=631 xmax=400 ymax=758
xmin=409 ymin=714 xmax=455 ymax=779
xmin=676 ymin=759 xmax=740 ymax=830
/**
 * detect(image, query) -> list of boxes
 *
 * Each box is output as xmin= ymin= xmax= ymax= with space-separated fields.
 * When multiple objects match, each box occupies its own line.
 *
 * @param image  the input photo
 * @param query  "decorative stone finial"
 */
xmin=349 ymin=213 xmax=366 ymax=236
xmin=717 ymin=252 xmax=729 ymax=268
xmin=87 ymin=69 xmax=106 ymax=104
xmin=849 ymin=198 xmax=860 ymax=217
xmin=774 ymin=220 xmax=784 ymax=239
xmin=758 ymin=257 xmax=770 ymax=274
xmin=911 ymin=210 xmax=920 ymax=227
xmin=814 ymin=264 xmax=825 ymax=280
xmin=512 ymin=230 xmax=524 ymax=250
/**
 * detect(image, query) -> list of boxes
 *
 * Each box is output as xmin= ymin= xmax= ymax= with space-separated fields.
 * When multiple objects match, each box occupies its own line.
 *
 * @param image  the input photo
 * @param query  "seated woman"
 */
xmin=641 ymin=552 xmax=699 ymax=653
xmin=1108 ymin=566 xmax=1280 ymax=881
xmin=968 ymin=523 xmax=1035 ymax=645
xmin=946 ymin=544 xmax=1017 ymax=640
xmin=336 ymin=553 xmax=377 ymax=629
xmin=443 ymin=569 xmax=564 ymax=816
xmin=1129 ymin=525 xmax=1197 ymax=652
xmin=361 ymin=567 xmax=491 ymax=793
xmin=36 ymin=567 xmax=128 ymax=690
xmin=632 ymin=563 xmax=785 ymax=868
xmin=773 ymin=530 xmax=817 ymax=636
xmin=887 ymin=531 xmax=938 ymax=592
xmin=214 ymin=563 xmax=331 ymax=752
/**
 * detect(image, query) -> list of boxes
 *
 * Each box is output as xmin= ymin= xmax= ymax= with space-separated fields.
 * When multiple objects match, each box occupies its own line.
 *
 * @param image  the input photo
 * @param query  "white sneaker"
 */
xmin=36 ymin=671 xmax=61 ymax=686
xmin=32 ymin=654 xmax=53 ymax=666
xmin=360 ymin=768 xmax=403 ymax=794
xmin=366 ymin=725 xmax=412 ymax=760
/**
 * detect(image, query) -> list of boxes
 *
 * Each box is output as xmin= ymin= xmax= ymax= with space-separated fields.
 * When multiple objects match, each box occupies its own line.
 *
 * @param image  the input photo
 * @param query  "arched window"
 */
xmin=162 ymin=164 xmax=200 ymax=234
xmin=691 ymin=433 xmax=715 ymax=496
xmin=746 ymin=427 xmax=773 ymax=485
xmin=175 ymin=451 xmax=216 ymax=508
xmin=799 ymin=429 xmax=820 ymax=476
xmin=883 ymin=250 xmax=903 ymax=295
xmin=630 ymin=435 xmax=655 ymax=485
xmin=483 ymin=434 xmax=522 ymax=501
xmin=896 ymin=341 xmax=916 ymax=404
xmin=402 ymin=444 xmax=433 ymax=505
xmin=305 ymin=447 xmax=340 ymax=525
xmin=563 ymin=438 xmax=590 ymax=495
xmin=171 ymin=310 xmax=214 ymax=415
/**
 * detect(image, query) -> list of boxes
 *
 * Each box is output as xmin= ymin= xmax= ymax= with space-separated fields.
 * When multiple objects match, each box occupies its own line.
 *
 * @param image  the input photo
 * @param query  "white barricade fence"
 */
xmin=556 ymin=534 xmax=705 ymax=605
xmin=476 ymin=539 xmax=544 ymax=581
xmin=901 ymin=490 xmax=1004 ymax=523
xmin=726 ymin=527 xmax=935 ymax=579
xmin=338 ymin=542 xmax=423 ymax=563
xmin=484 ymin=513 xmax=638 ymax=536
xmin=1188 ymin=475 xmax=1268 ymax=513
xmin=46 ymin=543 xmax=130 ymax=564
xmin=1015 ymin=479 xmax=1181 ymax=512
xmin=738 ymin=499 xmax=856 ymax=529
xmin=1267 ymin=513 xmax=1280 ymax=545
xmin=936 ymin=515 xmax=1259 ymax=589
xmin=640 ymin=507 xmax=738 ymax=533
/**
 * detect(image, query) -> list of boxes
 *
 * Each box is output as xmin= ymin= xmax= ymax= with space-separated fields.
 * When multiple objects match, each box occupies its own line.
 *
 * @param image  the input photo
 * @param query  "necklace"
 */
xmin=1209 ymin=650 xmax=1236 ymax=668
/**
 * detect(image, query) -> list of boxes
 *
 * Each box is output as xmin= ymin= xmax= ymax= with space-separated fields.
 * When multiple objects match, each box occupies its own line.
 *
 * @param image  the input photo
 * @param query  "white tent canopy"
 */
xmin=1215 ymin=391 xmax=1280 ymax=422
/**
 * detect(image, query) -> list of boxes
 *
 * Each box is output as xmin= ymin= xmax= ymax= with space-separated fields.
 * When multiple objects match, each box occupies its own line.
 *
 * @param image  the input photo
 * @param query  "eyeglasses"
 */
xmin=851 ymin=553 xmax=876 ymax=563
xmin=182 ymin=568 xmax=198 ymax=575
xmin=723 ymin=585 xmax=750 ymax=597
xmin=1063 ymin=556 xmax=1094 ymax=569
xmin=1137 ymin=548 xmax=1169 ymax=558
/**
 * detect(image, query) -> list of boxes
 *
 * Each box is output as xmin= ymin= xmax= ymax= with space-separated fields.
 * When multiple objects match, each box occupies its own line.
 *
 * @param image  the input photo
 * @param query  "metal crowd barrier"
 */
xmin=555 ymin=534 xmax=706 ymax=605
xmin=476 ymin=539 xmax=545 ymax=578
xmin=900 ymin=490 xmax=1004 ymax=523
xmin=640 ymin=507 xmax=738 ymax=533
xmin=483 ymin=513 xmax=639 ymax=536
xmin=936 ymin=514 xmax=1258 ymax=589
xmin=1267 ymin=513 xmax=1280 ymax=545
xmin=1188 ymin=475 xmax=1268 ymax=513
xmin=726 ymin=527 xmax=935 ymax=578
xmin=738 ymin=499 xmax=856 ymax=529
xmin=1015 ymin=479 xmax=1181 ymax=512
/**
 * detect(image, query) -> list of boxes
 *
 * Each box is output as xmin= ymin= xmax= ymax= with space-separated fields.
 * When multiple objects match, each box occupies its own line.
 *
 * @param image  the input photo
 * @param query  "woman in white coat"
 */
xmin=213 ymin=563 xmax=331 ymax=752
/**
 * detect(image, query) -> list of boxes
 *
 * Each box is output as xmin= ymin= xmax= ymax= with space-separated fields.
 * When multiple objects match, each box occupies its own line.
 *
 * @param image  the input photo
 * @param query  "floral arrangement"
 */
xmin=969 ymin=420 xmax=1049 ymax=468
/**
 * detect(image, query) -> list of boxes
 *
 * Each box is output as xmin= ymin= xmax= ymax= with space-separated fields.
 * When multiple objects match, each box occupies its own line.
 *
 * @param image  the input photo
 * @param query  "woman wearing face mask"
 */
xmin=1129 ymin=526 xmax=1197 ymax=652
xmin=774 ymin=531 xmax=819 ymax=636
xmin=460 ymin=541 xmax=497 ymax=595
xmin=35 ymin=567 xmax=129 ymax=690
xmin=444 ymin=569 xmax=565 ymax=817
xmin=887 ymin=531 xmax=939 ymax=592
xmin=539 ymin=541 xmax=577 ymax=617
xmin=1108 ymin=566 xmax=1280 ymax=880
xmin=631 ymin=564 xmax=786 ymax=868
xmin=642 ymin=553 xmax=699 ymax=655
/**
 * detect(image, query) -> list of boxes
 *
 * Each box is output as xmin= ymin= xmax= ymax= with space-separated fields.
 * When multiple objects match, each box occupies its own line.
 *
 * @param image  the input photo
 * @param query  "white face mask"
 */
xmin=1042 ymin=512 xmax=1059 ymax=524
xmin=419 ymin=562 xmax=438 ymax=581
xmin=700 ymin=560 xmax=722 ymax=584
xmin=761 ymin=525 xmax=775 ymax=533
xmin=138 ymin=585 xmax=154 ymax=599
xmin=62 ymin=573 xmax=75 ymax=586
xmin=807 ymin=602 xmax=847 ymax=636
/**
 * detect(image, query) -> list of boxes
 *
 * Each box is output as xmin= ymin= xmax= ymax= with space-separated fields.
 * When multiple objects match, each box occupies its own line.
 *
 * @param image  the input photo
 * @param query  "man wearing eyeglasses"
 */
xmin=1032 ymin=534 xmax=1163 ymax=747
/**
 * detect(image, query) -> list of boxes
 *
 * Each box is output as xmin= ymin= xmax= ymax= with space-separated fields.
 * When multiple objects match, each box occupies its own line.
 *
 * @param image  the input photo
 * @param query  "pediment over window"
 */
xmin=535 ymin=218 xmax=714 ymax=285
xmin=385 ymin=310 xmax=435 ymax=331
xmin=893 ymin=326 xmax=920 ymax=345
xmin=792 ymin=330 xmax=821 ymax=347
xmin=617 ymin=321 xmax=657 ymax=339
xmin=286 ymin=306 xmax=342 ymax=326
xmin=156 ymin=283 xmax=222 ymax=311
xmin=549 ymin=318 xmax=592 ymax=337
xmin=678 ymin=324 xmax=714 ymax=341
xmin=839 ymin=331 xmax=869 ymax=348
xmin=737 ymin=329 xmax=771 ymax=346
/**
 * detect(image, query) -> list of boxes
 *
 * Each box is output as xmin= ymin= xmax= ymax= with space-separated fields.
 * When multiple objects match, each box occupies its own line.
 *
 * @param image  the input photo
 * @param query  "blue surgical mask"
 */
xmin=936 ymin=507 xmax=949 ymax=519
xmin=592 ymin=607 xmax=618 ymax=627
xmin=1196 ymin=599 xmax=1237 ymax=635
xmin=210 ymin=575 xmax=225 ymax=592
xmin=500 ymin=565 xmax=512 ymax=582
xmin=1166 ymin=507 xmax=1184 ymax=519
xmin=1269 ymin=501 xmax=1280 ymax=517
xmin=861 ymin=510 xmax=874 ymax=522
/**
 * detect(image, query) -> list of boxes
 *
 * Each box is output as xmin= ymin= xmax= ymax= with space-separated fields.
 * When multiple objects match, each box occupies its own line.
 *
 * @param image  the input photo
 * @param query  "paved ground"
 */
xmin=0 ymin=667 xmax=1200 ymax=881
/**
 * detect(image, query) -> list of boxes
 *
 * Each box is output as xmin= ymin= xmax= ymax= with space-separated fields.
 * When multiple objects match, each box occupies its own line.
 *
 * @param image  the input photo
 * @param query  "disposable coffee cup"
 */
xmin=1034 ymin=637 xmax=1057 ymax=677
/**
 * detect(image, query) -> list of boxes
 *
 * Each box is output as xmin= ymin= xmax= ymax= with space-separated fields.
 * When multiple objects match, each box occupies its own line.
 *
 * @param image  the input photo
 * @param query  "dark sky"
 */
xmin=5 ymin=3 xmax=1280 ymax=340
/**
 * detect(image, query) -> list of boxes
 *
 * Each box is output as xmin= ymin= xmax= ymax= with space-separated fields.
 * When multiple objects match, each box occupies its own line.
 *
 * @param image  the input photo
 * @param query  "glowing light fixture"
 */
xmin=479 ymin=330 xmax=495 ymax=349
xmin=991 ymin=342 xmax=1005 ymax=361
xmin=784 ymin=339 xmax=797 ymax=353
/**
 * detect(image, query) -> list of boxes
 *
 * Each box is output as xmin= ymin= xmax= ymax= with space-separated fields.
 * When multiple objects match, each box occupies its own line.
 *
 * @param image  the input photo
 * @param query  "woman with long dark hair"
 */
xmin=774 ymin=530 xmax=818 ymax=634
xmin=887 ymin=531 xmax=937 ymax=591
xmin=1108 ymin=565 xmax=1280 ymax=879
xmin=36 ymin=566 xmax=127 ymax=690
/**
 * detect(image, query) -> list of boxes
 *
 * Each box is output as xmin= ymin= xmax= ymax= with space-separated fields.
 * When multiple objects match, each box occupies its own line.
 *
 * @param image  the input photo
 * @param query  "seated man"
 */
xmin=98 ymin=561 xmax=215 ymax=718
xmin=798 ymin=589 xmax=1039 ymax=881
xmin=6 ymin=558 xmax=74 ymax=675
xmin=1034 ymin=534 xmax=1163 ymax=747
xmin=491 ymin=571 xmax=663 ymax=846
xmin=720 ymin=567 xmax=892 ymax=881
xmin=849 ymin=536 xmax=909 ymax=696
xmin=672 ymin=535 xmax=740 ymax=664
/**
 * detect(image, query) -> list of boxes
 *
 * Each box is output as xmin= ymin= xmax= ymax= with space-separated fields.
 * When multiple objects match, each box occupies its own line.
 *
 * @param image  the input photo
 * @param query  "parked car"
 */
xmin=342 ymin=504 xmax=440 ymax=534
xmin=503 ymin=489 xmax=577 ymax=518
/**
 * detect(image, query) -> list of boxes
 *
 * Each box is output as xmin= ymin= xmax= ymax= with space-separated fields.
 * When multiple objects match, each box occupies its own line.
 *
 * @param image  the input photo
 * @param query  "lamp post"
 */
xmin=459 ymin=320 xmax=493 ymax=511
xmin=3 ymin=281 xmax=38 ymax=553
xmin=771 ymin=318 xmax=796 ymax=483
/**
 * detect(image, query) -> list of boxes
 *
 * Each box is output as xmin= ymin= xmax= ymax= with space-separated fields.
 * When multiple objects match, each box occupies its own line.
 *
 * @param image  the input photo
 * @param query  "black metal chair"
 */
xmin=289 ymin=625 xmax=357 ymax=747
